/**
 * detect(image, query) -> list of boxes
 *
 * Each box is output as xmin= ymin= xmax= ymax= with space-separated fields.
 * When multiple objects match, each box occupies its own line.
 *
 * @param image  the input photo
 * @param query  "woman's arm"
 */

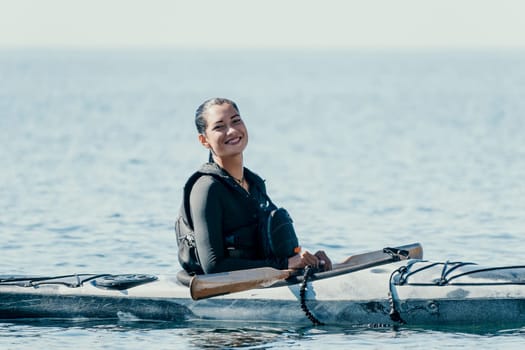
xmin=190 ymin=177 xmax=287 ymax=274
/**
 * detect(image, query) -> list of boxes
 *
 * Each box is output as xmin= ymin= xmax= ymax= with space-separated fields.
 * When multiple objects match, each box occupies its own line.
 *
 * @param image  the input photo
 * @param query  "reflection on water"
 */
xmin=2 ymin=319 xmax=525 ymax=349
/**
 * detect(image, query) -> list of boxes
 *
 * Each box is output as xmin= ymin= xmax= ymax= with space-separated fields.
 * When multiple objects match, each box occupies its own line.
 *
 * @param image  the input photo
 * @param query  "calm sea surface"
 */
xmin=1 ymin=49 xmax=525 ymax=348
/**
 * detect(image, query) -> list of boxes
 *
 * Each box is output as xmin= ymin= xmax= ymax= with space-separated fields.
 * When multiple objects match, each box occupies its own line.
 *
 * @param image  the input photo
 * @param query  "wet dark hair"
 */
xmin=195 ymin=98 xmax=240 ymax=134
xmin=195 ymin=98 xmax=240 ymax=163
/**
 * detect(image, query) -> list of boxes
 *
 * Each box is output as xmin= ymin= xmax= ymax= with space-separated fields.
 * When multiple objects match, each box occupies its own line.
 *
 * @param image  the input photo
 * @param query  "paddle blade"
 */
xmin=339 ymin=242 xmax=423 ymax=267
xmin=190 ymin=267 xmax=292 ymax=300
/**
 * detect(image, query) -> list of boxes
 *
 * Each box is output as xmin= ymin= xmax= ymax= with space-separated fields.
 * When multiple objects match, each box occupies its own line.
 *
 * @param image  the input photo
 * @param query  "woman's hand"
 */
xmin=287 ymin=250 xmax=332 ymax=271
xmin=314 ymin=250 xmax=332 ymax=271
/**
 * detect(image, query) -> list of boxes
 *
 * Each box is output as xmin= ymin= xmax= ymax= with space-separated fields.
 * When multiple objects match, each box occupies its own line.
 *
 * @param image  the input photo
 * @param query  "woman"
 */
xmin=175 ymin=98 xmax=331 ymax=275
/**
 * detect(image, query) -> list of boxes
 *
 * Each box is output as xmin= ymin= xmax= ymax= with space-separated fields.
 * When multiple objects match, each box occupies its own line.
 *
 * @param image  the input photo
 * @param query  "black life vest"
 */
xmin=174 ymin=169 xmax=299 ymax=275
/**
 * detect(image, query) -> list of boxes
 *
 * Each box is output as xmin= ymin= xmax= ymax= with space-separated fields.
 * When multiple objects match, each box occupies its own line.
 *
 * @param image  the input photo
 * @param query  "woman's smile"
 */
xmin=225 ymin=136 xmax=242 ymax=145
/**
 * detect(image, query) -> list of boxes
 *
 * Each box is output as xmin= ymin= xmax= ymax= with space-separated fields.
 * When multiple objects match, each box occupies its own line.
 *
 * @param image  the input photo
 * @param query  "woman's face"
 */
xmin=199 ymin=103 xmax=248 ymax=159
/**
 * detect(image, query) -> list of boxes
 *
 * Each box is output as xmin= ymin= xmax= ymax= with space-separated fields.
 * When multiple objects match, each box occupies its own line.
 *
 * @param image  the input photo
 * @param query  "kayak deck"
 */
xmin=1 ymin=243 xmax=525 ymax=327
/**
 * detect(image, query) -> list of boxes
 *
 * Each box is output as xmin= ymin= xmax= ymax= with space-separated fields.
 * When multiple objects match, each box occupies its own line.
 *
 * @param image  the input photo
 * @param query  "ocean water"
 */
xmin=1 ymin=48 xmax=525 ymax=348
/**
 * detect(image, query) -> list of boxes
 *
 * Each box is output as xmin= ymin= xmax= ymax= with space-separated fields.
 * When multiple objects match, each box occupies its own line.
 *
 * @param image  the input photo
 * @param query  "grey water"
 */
xmin=1 ymin=48 xmax=525 ymax=349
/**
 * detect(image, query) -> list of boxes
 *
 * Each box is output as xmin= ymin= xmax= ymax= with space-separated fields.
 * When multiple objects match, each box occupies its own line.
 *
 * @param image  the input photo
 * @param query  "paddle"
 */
xmin=189 ymin=242 xmax=422 ymax=300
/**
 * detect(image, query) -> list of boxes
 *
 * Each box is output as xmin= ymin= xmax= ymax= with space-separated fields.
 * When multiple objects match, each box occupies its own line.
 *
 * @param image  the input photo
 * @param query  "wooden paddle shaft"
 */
xmin=190 ymin=242 xmax=422 ymax=300
xmin=190 ymin=267 xmax=293 ymax=300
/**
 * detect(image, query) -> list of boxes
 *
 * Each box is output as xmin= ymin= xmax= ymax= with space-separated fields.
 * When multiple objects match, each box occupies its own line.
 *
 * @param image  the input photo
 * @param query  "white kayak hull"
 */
xmin=1 ymin=258 xmax=525 ymax=327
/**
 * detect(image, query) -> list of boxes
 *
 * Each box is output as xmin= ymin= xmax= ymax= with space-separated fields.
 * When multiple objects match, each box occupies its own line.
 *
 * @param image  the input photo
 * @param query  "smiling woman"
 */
xmin=174 ymin=98 xmax=332 ymax=276
xmin=196 ymin=100 xmax=249 ymax=188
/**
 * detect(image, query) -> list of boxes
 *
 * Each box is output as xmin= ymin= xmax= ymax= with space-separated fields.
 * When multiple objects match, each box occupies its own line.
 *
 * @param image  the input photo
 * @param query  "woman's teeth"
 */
xmin=226 ymin=137 xmax=241 ymax=145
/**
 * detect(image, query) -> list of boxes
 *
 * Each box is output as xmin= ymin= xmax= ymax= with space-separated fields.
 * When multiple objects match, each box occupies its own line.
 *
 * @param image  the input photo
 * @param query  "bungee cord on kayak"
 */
xmin=387 ymin=260 xmax=525 ymax=324
xmin=300 ymin=266 xmax=324 ymax=326
xmin=0 ymin=274 xmax=158 ymax=290
xmin=294 ymin=247 xmax=415 ymax=326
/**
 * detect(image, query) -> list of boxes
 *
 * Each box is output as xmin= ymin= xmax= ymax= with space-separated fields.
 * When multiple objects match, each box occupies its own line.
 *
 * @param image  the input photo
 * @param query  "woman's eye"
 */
xmin=213 ymin=125 xmax=225 ymax=131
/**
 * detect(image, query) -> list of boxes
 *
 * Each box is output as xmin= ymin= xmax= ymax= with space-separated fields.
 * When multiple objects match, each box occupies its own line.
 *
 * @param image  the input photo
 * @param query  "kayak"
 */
xmin=1 ymin=243 xmax=525 ymax=327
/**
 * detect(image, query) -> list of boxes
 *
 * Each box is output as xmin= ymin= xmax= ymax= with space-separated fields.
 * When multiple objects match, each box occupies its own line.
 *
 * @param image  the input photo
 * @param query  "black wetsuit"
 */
xmin=180 ymin=163 xmax=288 ymax=274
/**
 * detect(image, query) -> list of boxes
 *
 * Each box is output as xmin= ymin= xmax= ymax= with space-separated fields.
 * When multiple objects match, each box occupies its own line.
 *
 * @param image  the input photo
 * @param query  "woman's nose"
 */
xmin=226 ymin=125 xmax=237 ymax=134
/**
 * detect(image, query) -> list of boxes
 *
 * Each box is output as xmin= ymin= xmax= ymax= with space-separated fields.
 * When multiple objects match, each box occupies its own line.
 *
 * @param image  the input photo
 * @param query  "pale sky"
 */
xmin=1 ymin=0 xmax=524 ymax=49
